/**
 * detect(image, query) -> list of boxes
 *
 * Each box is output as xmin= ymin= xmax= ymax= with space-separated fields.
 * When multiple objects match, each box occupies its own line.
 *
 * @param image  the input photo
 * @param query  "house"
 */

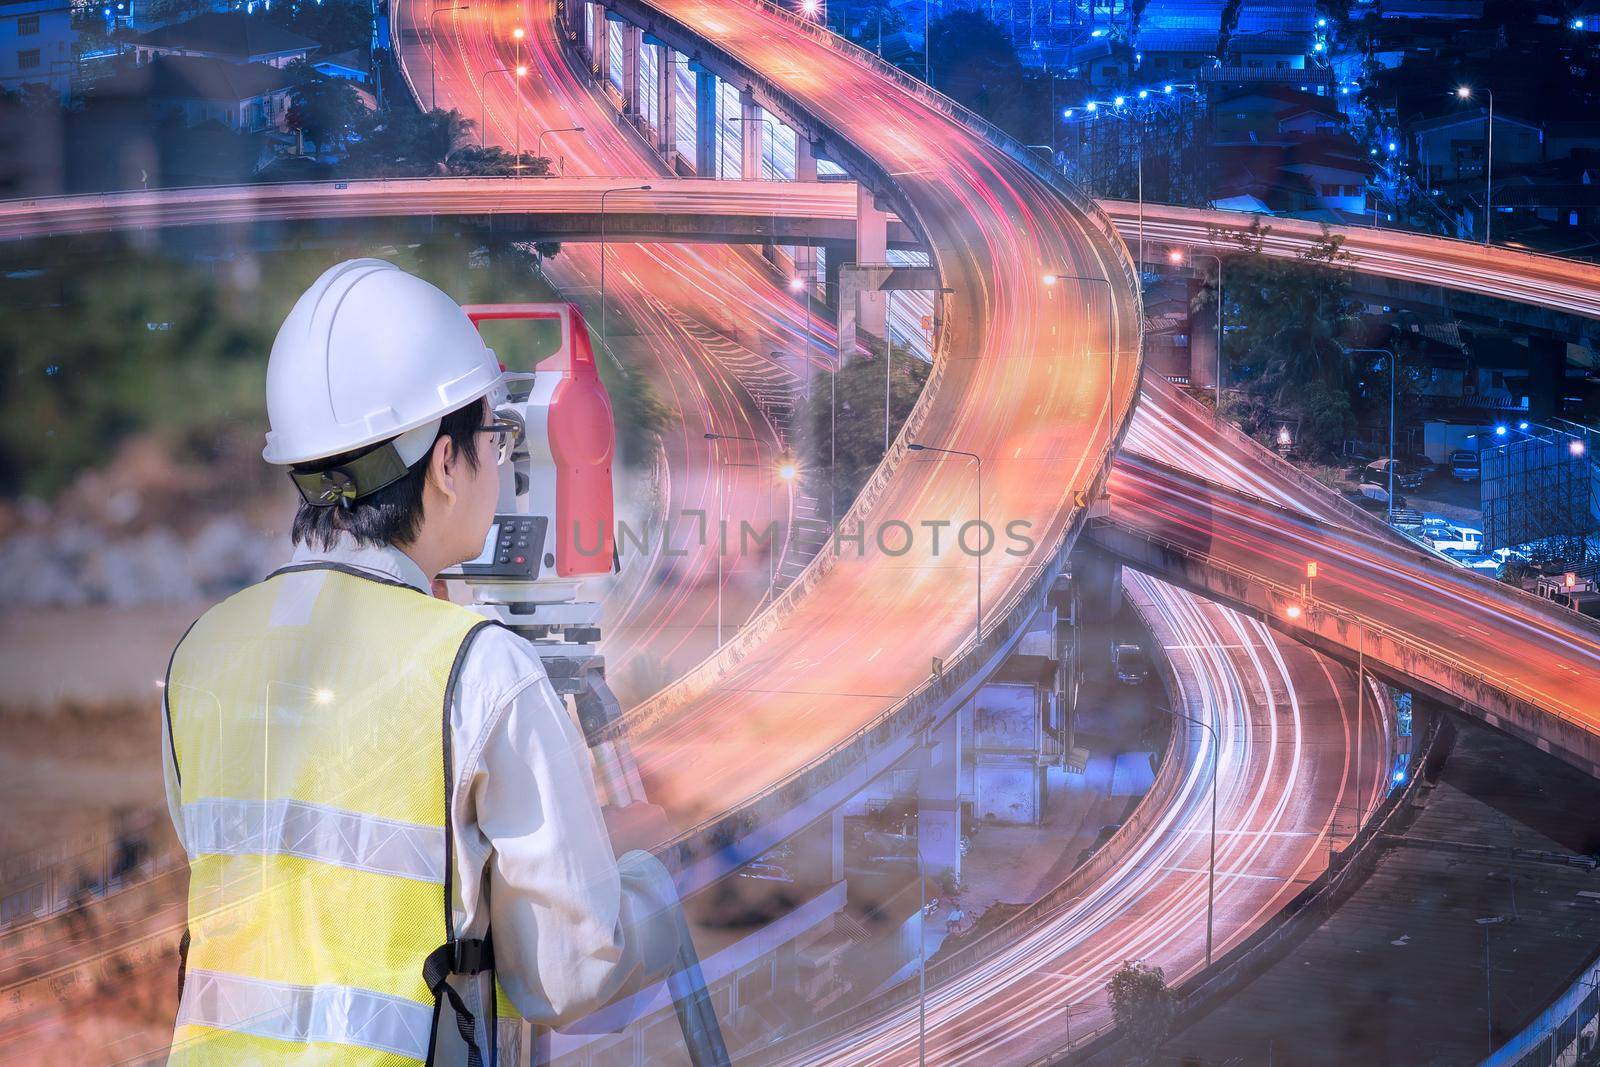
xmin=1212 ymin=138 xmax=1372 ymax=216
xmin=133 ymin=12 xmax=317 ymax=68
xmin=1210 ymin=86 xmax=1344 ymax=144
xmin=1226 ymin=2 xmax=1316 ymax=72
xmin=91 ymin=54 xmax=295 ymax=132
xmin=1410 ymin=109 xmax=1542 ymax=185
xmin=1135 ymin=0 xmax=1224 ymax=78
xmin=312 ymin=47 xmax=369 ymax=84
xmin=0 ymin=0 xmax=76 ymax=100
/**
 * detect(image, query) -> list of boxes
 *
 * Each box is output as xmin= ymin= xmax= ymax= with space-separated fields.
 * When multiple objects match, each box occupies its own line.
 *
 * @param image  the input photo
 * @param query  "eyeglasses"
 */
xmin=476 ymin=412 xmax=522 ymax=466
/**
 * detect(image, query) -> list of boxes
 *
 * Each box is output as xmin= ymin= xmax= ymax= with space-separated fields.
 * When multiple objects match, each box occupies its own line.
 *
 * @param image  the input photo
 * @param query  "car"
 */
xmin=1427 ymin=525 xmax=1484 ymax=552
xmin=1362 ymin=459 xmax=1423 ymax=491
xmin=1440 ymin=548 xmax=1500 ymax=572
xmin=1354 ymin=482 xmax=1405 ymax=509
xmin=1113 ymin=642 xmax=1149 ymax=685
xmin=1449 ymin=449 xmax=1481 ymax=481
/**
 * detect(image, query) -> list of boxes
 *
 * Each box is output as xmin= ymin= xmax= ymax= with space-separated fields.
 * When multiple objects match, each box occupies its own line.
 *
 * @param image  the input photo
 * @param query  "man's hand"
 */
xmin=601 ymin=802 xmax=674 ymax=858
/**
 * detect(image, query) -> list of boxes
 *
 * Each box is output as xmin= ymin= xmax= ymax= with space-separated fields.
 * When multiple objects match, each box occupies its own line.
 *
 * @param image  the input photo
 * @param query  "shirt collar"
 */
xmin=287 ymin=533 xmax=432 ymax=595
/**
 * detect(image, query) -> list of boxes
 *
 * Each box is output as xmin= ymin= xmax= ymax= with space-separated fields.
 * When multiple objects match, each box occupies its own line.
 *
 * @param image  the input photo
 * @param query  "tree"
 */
xmin=343 ymin=106 xmax=475 ymax=175
xmin=924 ymin=11 xmax=1046 ymax=142
xmin=1194 ymin=222 xmax=1365 ymax=459
xmin=1106 ymin=960 xmax=1176 ymax=1065
xmin=285 ymin=60 xmax=365 ymax=154
xmin=443 ymin=144 xmax=553 ymax=177
xmin=262 ymin=0 xmax=374 ymax=55
xmin=799 ymin=337 xmax=930 ymax=512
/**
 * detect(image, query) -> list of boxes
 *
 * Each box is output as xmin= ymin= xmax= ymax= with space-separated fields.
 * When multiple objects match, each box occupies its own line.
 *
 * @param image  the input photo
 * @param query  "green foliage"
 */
xmin=924 ymin=11 xmax=1049 ymax=144
xmin=1195 ymin=221 xmax=1365 ymax=460
xmin=1106 ymin=960 xmax=1176 ymax=1064
xmin=284 ymin=59 xmax=365 ymax=154
xmin=261 ymin=0 xmax=374 ymax=55
xmin=343 ymin=106 xmax=475 ymax=175
xmin=442 ymin=145 xmax=554 ymax=177
xmin=800 ymin=338 xmax=930 ymax=510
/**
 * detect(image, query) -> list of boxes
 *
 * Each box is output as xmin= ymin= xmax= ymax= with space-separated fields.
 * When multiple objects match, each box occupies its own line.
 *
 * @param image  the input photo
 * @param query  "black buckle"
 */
xmin=452 ymin=937 xmax=494 ymax=975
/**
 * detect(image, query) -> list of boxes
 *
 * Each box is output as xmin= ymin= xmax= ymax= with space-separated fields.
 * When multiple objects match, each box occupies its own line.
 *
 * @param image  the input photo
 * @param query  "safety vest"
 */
xmin=164 ymin=563 xmax=521 ymax=1066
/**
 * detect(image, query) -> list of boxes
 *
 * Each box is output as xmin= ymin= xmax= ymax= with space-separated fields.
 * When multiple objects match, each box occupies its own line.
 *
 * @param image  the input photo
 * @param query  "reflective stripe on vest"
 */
xmin=165 ymin=566 xmax=508 ymax=1065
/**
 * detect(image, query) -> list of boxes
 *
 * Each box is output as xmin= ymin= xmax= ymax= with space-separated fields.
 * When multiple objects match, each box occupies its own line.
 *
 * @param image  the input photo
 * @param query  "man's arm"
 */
xmin=468 ymin=650 xmax=682 ymax=1028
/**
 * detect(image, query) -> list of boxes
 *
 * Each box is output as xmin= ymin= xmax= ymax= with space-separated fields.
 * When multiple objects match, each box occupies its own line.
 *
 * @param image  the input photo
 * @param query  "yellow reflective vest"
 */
xmin=164 ymin=563 xmax=520 ymax=1065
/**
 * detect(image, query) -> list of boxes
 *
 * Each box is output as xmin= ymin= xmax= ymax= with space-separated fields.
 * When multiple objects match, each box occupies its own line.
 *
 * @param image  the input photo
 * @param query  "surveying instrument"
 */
xmin=440 ymin=302 xmax=730 ymax=1067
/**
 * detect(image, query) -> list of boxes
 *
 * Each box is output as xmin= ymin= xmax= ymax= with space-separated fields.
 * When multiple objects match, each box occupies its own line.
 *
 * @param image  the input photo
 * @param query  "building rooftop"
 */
xmin=134 ymin=12 xmax=318 ymax=62
xmin=92 ymin=54 xmax=295 ymax=104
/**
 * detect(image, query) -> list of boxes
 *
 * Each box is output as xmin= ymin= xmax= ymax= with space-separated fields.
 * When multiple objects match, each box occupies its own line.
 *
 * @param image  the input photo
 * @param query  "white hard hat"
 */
xmin=262 ymin=258 xmax=503 ymax=468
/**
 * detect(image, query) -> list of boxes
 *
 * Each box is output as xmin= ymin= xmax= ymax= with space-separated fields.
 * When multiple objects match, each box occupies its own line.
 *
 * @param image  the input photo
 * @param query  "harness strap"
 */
xmin=423 ymin=937 xmax=496 ymax=1067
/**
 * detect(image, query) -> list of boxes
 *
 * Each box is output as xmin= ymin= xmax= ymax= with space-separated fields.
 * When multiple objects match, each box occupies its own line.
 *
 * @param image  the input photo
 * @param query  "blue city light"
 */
xmin=1518 ymin=421 xmax=1530 ymax=431
xmin=1113 ymin=95 xmax=1125 ymax=107
xmin=1495 ymin=425 xmax=1508 ymax=436
xmin=1064 ymin=108 xmax=1074 ymax=118
xmin=1138 ymin=89 xmax=1149 ymax=100
xmin=1163 ymin=84 xmax=1173 ymax=93
xmin=1086 ymin=101 xmax=1098 ymax=112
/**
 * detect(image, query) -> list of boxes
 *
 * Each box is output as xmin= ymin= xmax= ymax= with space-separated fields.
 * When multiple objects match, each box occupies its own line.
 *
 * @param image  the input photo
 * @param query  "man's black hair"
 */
xmin=291 ymin=399 xmax=486 ymax=550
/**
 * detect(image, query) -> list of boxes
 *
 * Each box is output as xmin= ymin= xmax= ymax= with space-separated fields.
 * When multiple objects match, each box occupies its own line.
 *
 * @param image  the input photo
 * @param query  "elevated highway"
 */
xmin=1096 ymin=454 xmax=1600 ymax=775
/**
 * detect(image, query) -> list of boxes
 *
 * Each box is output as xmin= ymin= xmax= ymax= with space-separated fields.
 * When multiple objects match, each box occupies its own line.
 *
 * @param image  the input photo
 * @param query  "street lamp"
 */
xmin=428 ymin=3 xmax=469 ymax=112
xmin=536 ymin=126 xmax=585 ymax=177
xmin=907 ymin=443 xmax=983 ymax=648
xmin=599 ymin=185 xmax=652 ymax=359
xmin=1154 ymin=703 xmax=1219 ymax=968
xmin=704 ymin=433 xmax=796 ymax=642
xmin=1346 ymin=348 xmax=1399 ymax=518
xmin=480 ymin=65 xmax=527 ymax=151
xmin=1168 ymin=248 xmax=1225 ymax=408
xmin=1456 ymin=85 xmax=1494 ymax=245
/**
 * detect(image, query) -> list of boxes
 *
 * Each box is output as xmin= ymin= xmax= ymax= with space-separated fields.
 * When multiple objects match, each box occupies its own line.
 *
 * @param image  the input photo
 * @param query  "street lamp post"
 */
xmin=535 ymin=126 xmax=585 ymax=176
xmin=1346 ymin=348 xmax=1399 ymax=518
xmin=1457 ymin=86 xmax=1494 ymax=245
xmin=907 ymin=443 xmax=983 ymax=647
xmin=429 ymin=3 xmax=469 ymax=112
xmin=480 ymin=64 xmax=527 ymax=150
xmin=1477 ymin=915 xmax=1508 ymax=1053
xmin=599 ymin=185 xmax=653 ymax=359
xmin=1155 ymin=703 xmax=1220 ymax=968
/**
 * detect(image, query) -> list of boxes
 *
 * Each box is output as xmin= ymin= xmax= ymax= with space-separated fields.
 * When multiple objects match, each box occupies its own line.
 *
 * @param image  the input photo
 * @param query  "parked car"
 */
xmin=1113 ymin=642 xmax=1149 ymax=685
xmin=1440 ymin=548 xmax=1500 ymax=572
xmin=1362 ymin=458 xmax=1424 ymax=491
xmin=1449 ymin=449 xmax=1482 ymax=481
xmin=1354 ymin=482 xmax=1405 ymax=509
xmin=1427 ymin=525 xmax=1484 ymax=553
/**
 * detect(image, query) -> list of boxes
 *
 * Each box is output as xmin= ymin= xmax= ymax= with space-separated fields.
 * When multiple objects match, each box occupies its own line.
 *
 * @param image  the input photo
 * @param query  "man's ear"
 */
xmin=428 ymin=434 xmax=460 ymax=509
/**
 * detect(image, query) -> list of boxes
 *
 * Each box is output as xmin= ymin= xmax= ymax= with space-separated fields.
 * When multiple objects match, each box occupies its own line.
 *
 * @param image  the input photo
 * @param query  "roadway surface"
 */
xmin=769 ymin=570 xmax=1390 ymax=1065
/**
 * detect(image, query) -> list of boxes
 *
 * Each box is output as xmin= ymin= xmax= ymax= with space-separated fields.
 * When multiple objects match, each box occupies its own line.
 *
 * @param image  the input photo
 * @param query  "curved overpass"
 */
xmin=398 ymin=0 xmax=1148 ymax=890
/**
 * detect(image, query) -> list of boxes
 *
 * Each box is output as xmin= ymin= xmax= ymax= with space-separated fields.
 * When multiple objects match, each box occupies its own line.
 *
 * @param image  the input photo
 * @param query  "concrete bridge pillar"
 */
xmin=1074 ymin=544 xmax=1123 ymax=624
xmin=855 ymin=185 xmax=888 ymax=339
xmin=590 ymin=6 xmax=610 ymax=78
xmin=620 ymin=23 xmax=642 ymax=115
xmin=654 ymin=44 xmax=677 ymax=158
xmin=790 ymin=807 xmax=845 ymax=885
xmin=918 ymin=714 xmax=963 ymax=883
xmin=692 ymin=65 xmax=717 ymax=177
xmin=739 ymin=88 xmax=764 ymax=181
xmin=795 ymin=136 xmax=818 ymax=182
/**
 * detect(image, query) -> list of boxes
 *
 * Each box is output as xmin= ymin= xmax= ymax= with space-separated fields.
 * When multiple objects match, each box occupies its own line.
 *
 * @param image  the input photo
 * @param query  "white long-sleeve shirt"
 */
xmin=160 ymin=534 xmax=682 ymax=1065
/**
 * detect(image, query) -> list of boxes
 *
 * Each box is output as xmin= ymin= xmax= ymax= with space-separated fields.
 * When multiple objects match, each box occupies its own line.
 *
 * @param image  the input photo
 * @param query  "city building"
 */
xmin=0 ymin=0 xmax=76 ymax=100
xmin=91 ymin=53 xmax=294 ymax=132
xmin=1135 ymin=0 xmax=1223 ymax=80
xmin=312 ymin=47 xmax=369 ymax=84
xmin=131 ymin=12 xmax=317 ymax=68
xmin=1410 ymin=108 xmax=1541 ymax=185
